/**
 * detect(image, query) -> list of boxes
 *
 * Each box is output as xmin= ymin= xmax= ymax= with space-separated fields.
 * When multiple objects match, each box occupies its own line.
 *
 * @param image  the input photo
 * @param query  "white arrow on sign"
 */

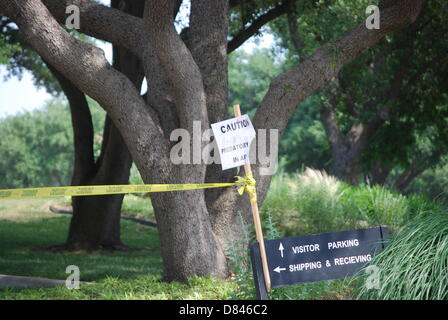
xmin=274 ymin=266 xmax=286 ymax=274
xmin=278 ymin=242 xmax=284 ymax=258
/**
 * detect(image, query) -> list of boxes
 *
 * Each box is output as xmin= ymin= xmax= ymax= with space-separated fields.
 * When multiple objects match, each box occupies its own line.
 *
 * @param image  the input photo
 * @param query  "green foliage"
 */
xmin=121 ymin=195 xmax=154 ymax=218
xmin=356 ymin=211 xmax=448 ymax=300
xmin=229 ymin=48 xmax=331 ymax=172
xmin=270 ymin=0 xmax=372 ymax=62
xmin=262 ymin=169 xmax=429 ymax=238
xmin=279 ymin=95 xmax=331 ymax=172
xmin=261 ymin=169 xmax=447 ymax=299
xmin=342 ymin=185 xmax=408 ymax=229
xmin=1 ymin=15 xmax=103 ymax=94
xmin=268 ymin=0 xmax=448 ymax=184
xmin=229 ymin=0 xmax=286 ymax=41
xmin=0 ymin=275 xmax=235 ymax=300
xmin=129 ymin=163 xmax=144 ymax=185
xmin=121 ymin=165 xmax=154 ymax=218
xmin=270 ymin=278 xmax=355 ymax=300
xmin=347 ymin=2 xmax=448 ymax=174
xmin=226 ymin=211 xmax=256 ymax=300
xmin=0 ymin=100 xmax=73 ymax=188
xmin=407 ymin=156 xmax=448 ymax=203
xmin=0 ymin=16 xmax=60 ymax=94
xmin=229 ymin=48 xmax=282 ymax=115
xmin=1 ymin=170 xmax=446 ymax=300
xmin=0 ymin=33 xmax=19 ymax=66
xmin=0 ymin=97 xmax=105 ymax=188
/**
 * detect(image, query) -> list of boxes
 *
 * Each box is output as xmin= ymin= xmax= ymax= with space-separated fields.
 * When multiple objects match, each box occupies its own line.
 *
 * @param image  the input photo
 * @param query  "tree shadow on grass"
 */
xmin=0 ymin=215 xmax=163 ymax=282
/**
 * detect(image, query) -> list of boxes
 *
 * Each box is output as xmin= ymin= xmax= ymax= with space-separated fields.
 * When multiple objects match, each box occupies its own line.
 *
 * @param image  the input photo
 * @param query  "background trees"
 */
xmin=0 ymin=98 xmax=106 ymax=188
xmin=268 ymin=0 xmax=448 ymax=187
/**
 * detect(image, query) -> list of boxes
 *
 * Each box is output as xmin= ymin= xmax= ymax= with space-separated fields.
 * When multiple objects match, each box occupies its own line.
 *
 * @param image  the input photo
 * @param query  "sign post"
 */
xmin=210 ymin=104 xmax=271 ymax=292
xmin=232 ymin=104 xmax=272 ymax=292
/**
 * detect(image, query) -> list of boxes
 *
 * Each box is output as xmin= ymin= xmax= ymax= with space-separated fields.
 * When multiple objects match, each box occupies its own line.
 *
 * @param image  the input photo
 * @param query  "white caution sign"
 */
xmin=211 ymin=115 xmax=256 ymax=170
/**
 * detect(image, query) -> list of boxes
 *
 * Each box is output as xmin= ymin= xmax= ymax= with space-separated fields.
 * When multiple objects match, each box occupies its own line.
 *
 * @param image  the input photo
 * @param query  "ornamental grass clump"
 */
xmin=357 ymin=211 xmax=448 ymax=300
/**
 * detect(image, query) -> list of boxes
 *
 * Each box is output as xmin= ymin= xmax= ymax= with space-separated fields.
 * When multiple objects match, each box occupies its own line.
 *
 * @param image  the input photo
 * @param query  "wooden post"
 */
xmin=233 ymin=104 xmax=272 ymax=292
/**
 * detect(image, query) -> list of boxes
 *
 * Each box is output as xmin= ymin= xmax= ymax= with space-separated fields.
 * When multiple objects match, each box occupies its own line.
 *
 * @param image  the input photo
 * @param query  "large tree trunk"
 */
xmin=65 ymin=0 xmax=144 ymax=250
xmin=142 ymin=159 xmax=230 ymax=282
xmin=321 ymin=104 xmax=363 ymax=185
xmin=66 ymin=49 xmax=142 ymax=249
xmin=67 ymin=120 xmax=133 ymax=249
xmin=331 ymin=145 xmax=360 ymax=185
xmin=369 ymin=164 xmax=392 ymax=186
xmin=151 ymin=190 xmax=229 ymax=281
xmin=49 ymin=70 xmax=131 ymax=249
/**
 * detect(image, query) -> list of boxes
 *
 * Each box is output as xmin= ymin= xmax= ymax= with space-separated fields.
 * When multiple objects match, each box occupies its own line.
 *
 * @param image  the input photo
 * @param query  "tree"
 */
xmin=270 ymin=0 xmax=448 ymax=185
xmin=0 ymin=98 xmax=105 ymax=188
xmin=48 ymin=0 xmax=145 ymax=250
xmin=407 ymin=154 xmax=448 ymax=203
xmin=279 ymin=95 xmax=331 ymax=172
xmin=0 ymin=0 xmax=425 ymax=282
xmin=1 ymin=1 xmax=143 ymax=250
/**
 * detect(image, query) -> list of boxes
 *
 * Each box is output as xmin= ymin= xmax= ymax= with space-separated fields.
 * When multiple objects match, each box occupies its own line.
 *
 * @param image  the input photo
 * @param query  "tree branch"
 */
xmin=227 ymin=0 xmax=295 ymax=53
xmin=1 ymin=0 xmax=169 ymax=175
xmin=287 ymin=10 xmax=304 ymax=56
xmin=252 ymin=0 xmax=425 ymax=200
xmin=41 ymin=0 xmax=146 ymax=58
xmin=42 ymin=0 xmax=171 ymax=135
xmin=254 ymin=0 xmax=425 ymax=137
xmin=46 ymin=62 xmax=96 ymax=185
xmin=189 ymin=0 xmax=229 ymax=123
xmin=144 ymin=0 xmax=208 ymax=132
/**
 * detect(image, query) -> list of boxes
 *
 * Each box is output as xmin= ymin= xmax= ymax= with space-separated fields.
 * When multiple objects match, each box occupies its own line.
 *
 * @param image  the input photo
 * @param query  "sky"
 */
xmin=0 ymin=1 xmax=274 ymax=119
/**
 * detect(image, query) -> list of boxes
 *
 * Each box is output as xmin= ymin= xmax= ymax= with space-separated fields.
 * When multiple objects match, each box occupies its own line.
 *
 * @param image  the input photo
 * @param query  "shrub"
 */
xmin=356 ymin=211 xmax=448 ymax=300
xmin=342 ymin=185 xmax=408 ymax=230
xmin=263 ymin=169 xmax=426 ymax=237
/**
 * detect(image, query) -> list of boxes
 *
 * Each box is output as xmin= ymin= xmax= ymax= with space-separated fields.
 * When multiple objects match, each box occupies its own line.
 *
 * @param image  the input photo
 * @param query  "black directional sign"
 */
xmin=250 ymin=226 xmax=388 ymax=300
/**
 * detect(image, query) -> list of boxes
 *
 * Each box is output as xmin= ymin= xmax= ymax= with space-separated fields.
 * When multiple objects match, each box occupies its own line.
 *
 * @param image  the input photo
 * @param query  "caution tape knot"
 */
xmin=235 ymin=173 xmax=257 ymax=203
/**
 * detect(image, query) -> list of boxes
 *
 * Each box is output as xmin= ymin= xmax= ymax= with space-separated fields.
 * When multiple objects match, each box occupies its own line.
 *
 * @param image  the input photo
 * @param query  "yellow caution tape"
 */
xmin=235 ymin=173 xmax=257 ymax=203
xmin=0 ymin=175 xmax=258 ymax=200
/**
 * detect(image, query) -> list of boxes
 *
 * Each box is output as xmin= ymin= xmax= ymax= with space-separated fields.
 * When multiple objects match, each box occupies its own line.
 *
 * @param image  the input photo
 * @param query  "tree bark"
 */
xmin=143 ymin=0 xmax=230 ymax=281
xmin=44 ymin=0 xmax=144 ymax=250
xmin=394 ymin=166 xmax=425 ymax=193
xmin=67 ymin=118 xmax=133 ymax=249
xmin=151 ymin=188 xmax=229 ymax=281
xmin=67 ymin=0 xmax=144 ymax=250
xmin=46 ymin=65 xmax=125 ymax=249
xmin=370 ymin=165 xmax=392 ymax=186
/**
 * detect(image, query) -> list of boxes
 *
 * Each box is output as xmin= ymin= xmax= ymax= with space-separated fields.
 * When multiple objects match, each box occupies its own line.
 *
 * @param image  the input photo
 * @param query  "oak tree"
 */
xmin=0 ymin=0 xmax=425 ymax=282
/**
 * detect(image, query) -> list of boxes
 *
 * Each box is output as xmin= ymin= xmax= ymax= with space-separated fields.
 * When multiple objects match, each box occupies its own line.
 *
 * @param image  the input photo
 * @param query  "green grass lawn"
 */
xmin=0 ymin=198 xmax=235 ymax=300
xmin=3 ymin=170 xmax=442 ymax=300
xmin=0 ymin=195 xmax=357 ymax=300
